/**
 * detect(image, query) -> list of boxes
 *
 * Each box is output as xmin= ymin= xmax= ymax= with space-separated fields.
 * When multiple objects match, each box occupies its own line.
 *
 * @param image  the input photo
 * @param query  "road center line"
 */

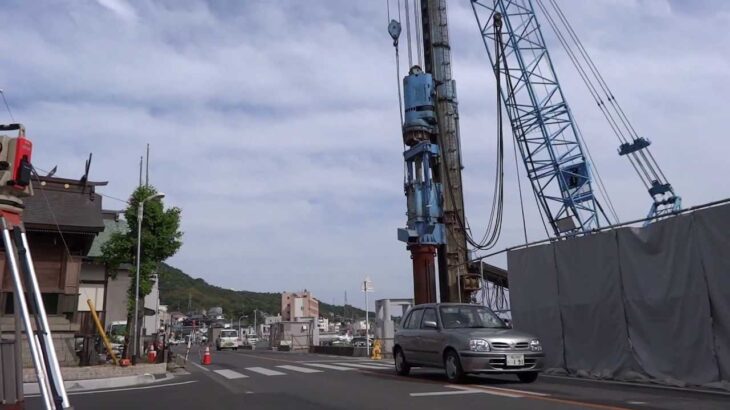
xmin=463 ymin=384 xmax=550 ymax=397
xmin=448 ymin=385 xmax=523 ymax=398
xmin=410 ymin=389 xmax=483 ymax=397
xmin=334 ymin=362 xmax=389 ymax=369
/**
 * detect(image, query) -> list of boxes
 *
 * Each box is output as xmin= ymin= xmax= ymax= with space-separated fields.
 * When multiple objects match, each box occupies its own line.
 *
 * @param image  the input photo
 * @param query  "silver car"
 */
xmin=393 ymin=303 xmax=544 ymax=383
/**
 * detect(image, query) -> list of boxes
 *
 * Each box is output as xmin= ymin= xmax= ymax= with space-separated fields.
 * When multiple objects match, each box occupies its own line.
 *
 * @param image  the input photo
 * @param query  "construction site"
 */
xmin=0 ymin=1 xmax=729 ymax=409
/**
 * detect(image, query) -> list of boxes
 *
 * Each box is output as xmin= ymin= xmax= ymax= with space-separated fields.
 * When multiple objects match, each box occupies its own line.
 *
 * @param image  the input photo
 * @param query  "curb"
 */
xmin=23 ymin=373 xmax=171 ymax=395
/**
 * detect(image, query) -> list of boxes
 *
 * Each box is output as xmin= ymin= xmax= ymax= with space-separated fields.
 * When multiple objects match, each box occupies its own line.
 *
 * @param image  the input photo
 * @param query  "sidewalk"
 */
xmin=23 ymin=363 xmax=169 ymax=394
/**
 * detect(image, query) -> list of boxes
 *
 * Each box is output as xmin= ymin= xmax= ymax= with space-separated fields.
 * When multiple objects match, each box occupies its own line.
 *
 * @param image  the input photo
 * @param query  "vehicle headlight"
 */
xmin=469 ymin=339 xmax=491 ymax=352
xmin=529 ymin=339 xmax=542 ymax=352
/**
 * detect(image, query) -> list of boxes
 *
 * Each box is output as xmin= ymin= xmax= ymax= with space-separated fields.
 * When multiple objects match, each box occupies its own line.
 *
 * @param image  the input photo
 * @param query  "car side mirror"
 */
xmin=423 ymin=320 xmax=438 ymax=329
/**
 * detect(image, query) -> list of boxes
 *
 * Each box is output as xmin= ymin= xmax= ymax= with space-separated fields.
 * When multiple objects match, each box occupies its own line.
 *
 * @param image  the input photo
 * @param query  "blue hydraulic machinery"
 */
xmin=396 ymin=65 xmax=446 ymax=305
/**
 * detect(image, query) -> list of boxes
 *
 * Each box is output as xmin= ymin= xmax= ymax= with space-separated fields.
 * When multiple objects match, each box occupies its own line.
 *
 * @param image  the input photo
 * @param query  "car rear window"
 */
xmin=439 ymin=305 xmax=506 ymax=329
xmin=221 ymin=330 xmax=238 ymax=338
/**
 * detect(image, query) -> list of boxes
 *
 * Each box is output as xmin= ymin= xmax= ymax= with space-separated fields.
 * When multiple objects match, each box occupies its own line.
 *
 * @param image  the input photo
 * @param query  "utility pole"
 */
xmin=145 ymin=143 xmax=150 ymax=186
xmin=362 ymin=277 xmax=373 ymax=357
xmin=420 ymin=0 xmax=469 ymax=303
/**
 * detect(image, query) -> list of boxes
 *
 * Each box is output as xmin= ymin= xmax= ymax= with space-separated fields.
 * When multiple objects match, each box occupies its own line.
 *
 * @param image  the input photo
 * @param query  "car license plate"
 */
xmin=506 ymin=354 xmax=524 ymax=366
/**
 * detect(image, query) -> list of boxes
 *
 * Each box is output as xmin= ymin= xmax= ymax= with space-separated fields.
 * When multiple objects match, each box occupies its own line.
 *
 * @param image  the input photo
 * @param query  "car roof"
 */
xmin=410 ymin=303 xmax=480 ymax=308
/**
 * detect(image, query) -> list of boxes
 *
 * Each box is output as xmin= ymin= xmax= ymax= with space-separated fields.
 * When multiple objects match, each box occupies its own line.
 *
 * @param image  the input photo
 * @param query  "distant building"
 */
xmin=264 ymin=314 xmax=282 ymax=325
xmin=317 ymin=317 xmax=329 ymax=332
xmin=281 ymin=291 xmax=319 ymax=321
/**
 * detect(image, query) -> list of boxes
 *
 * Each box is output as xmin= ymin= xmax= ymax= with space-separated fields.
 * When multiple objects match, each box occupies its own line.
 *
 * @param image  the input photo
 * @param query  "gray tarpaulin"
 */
xmin=507 ymin=202 xmax=730 ymax=387
xmin=553 ymin=231 xmax=640 ymax=378
xmin=507 ymin=245 xmax=564 ymax=369
xmin=693 ymin=205 xmax=730 ymax=381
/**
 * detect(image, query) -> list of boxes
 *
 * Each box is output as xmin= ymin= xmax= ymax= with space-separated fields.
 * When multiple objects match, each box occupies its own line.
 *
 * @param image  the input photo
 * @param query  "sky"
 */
xmin=1 ymin=0 xmax=728 ymax=309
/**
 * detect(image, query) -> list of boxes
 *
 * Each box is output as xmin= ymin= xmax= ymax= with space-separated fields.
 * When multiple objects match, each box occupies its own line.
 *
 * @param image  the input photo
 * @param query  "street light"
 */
xmin=238 ymin=315 xmax=248 ymax=339
xmin=133 ymin=192 xmax=165 ymax=359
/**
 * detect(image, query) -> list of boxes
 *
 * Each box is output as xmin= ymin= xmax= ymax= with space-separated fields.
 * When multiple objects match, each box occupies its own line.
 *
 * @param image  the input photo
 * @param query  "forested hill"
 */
xmin=157 ymin=263 xmax=366 ymax=319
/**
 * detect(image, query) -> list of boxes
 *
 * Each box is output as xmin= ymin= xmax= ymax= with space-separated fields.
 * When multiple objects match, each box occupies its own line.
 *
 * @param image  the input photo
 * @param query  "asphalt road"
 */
xmin=25 ymin=349 xmax=730 ymax=409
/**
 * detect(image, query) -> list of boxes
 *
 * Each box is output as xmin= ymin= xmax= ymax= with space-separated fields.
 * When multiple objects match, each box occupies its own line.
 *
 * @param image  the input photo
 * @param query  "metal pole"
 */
xmin=18 ymin=231 xmax=70 ymax=408
xmin=2 ymin=224 xmax=53 ymax=409
xmin=134 ymin=202 xmax=143 ymax=359
xmin=365 ymin=282 xmax=369 ymax=357
xmin=254 ymin=310 xmax=257 ymax=337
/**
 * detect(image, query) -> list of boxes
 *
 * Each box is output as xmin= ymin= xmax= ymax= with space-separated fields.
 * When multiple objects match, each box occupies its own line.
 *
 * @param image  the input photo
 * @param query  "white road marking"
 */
xmin=360 ymin=362 xmax=392 ymax=368
xmin=627 ymin=401 xmax=647 ymax=405
xmin=214 ymin=369 xmax=249 ymax=379
xmin=465 ymin=384 xmax=550 ymax=397
xmin=410 ymin=390 xmax=483 ymax=397
xmin=246 ymin=367 xmax=286 ymax=376
xmin=304 ymin=363 xmax=357 ymax=371
xmin=334 ymin=362 xmax=390 ymax=369
xmin=25 ymin=381 xmax=198 ymax=398
xmin=448 ymin=385 xmax=523 ymax=398
xmin=276 ymin=365 xmax=323 ymax=374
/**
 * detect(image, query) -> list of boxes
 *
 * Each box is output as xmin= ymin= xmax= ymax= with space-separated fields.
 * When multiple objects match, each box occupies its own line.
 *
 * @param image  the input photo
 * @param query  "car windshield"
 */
xmin=439 ymin=305 xmax=507 ymax=329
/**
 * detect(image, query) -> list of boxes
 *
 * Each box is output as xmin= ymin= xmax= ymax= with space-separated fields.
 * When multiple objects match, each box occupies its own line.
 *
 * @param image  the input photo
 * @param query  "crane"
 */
xmin=390 ymin=0 xmax=680 ymax=305
xmin=471 ymin=0 xmax=681 ymax=234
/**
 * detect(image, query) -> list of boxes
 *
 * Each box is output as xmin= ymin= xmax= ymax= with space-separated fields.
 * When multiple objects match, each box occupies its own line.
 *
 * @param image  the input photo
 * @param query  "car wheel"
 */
xmin=517 ymin=372 xmax=538 ymax=383
xmin=394 ymin=347 xmax=410 ymax=376
xmin=444 ymin=350 xmax=465 ymax=384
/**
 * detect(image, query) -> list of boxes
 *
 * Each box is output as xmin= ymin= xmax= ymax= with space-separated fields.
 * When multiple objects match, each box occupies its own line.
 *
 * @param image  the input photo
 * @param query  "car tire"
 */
xmin=517 ymin=372 xmax=538 ymax=383
xmin=394 ymin=347 xmax=410 ymax=376
xmin=444 ymin=350 xmax=466 ymax=384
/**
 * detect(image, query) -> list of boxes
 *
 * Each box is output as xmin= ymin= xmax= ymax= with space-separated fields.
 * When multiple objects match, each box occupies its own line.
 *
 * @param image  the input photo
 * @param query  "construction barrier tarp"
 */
xmin=507 ymin=202 xmax=730 ymax=389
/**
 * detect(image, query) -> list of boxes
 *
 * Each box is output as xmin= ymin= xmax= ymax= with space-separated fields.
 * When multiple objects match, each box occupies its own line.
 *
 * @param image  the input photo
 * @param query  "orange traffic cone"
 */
xmin=147 ymin=342 xmax=157 ymax=363
xmin=202 ymin=345 xmax=212 ymax=365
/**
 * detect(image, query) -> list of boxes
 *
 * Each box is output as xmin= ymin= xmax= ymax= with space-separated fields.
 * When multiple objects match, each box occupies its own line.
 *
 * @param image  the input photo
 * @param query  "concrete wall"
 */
xmin=105 ymin=269 xmax=132 ymax=325
xmin=143 ymin=274 xmax=159 ymax=336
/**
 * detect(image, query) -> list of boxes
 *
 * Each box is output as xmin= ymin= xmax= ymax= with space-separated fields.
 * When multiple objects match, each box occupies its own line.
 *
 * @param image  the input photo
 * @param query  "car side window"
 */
xmin=407 ymin=309 xmax=424 ymax=329
xmin=400 ymin=312 xmax=413 ymax=329
xmin=421 ymin=308 xmax=437 ymax=330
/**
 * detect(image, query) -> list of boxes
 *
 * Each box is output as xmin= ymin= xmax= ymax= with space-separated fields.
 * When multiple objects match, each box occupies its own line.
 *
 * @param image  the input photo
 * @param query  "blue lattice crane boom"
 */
xmin=471 ymin=0 xmax=681 ymax=234
xmin=471 ymin=0 xmax=607 ymax=236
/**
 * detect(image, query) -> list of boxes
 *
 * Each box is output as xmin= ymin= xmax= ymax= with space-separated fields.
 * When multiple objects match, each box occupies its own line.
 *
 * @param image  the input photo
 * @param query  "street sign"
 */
xmin=362 ymin=276 xmax=373 ymax=292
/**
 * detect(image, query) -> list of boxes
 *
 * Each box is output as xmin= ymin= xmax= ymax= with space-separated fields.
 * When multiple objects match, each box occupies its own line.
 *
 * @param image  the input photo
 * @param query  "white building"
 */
xmin=317 ymin=317 xmax=329 ymax=332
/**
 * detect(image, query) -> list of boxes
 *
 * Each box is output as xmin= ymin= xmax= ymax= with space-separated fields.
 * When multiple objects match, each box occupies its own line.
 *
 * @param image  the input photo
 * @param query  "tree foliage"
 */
xmin=100 ymin=185 xmax=182 ymax=357
xmin=101 ymin=185 xmax=183 ymax=298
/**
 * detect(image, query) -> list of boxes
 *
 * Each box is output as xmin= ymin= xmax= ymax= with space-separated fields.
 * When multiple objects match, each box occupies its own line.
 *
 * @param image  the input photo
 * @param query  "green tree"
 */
xmin=101 ymin=185 xmax=182 ymax=359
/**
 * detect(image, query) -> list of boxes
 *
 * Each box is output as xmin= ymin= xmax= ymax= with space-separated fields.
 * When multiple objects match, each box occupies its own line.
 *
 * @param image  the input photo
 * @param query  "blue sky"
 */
xmin=1 ymin=0 xmax=728 ymax=308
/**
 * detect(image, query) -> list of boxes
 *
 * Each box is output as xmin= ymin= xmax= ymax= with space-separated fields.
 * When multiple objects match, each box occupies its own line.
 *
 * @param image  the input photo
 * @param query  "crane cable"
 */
xmin=548 ymin=0 xmax=670 ymax=186
xmin=534 ymin=0 xmax=653 ymax=189
xmin=536 ymin=0 xmax=673 ymax=197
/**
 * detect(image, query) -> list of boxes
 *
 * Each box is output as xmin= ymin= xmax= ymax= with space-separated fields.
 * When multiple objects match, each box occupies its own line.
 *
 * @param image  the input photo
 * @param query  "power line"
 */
xmin=0 ymin=89 xmax=16 ymax=122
